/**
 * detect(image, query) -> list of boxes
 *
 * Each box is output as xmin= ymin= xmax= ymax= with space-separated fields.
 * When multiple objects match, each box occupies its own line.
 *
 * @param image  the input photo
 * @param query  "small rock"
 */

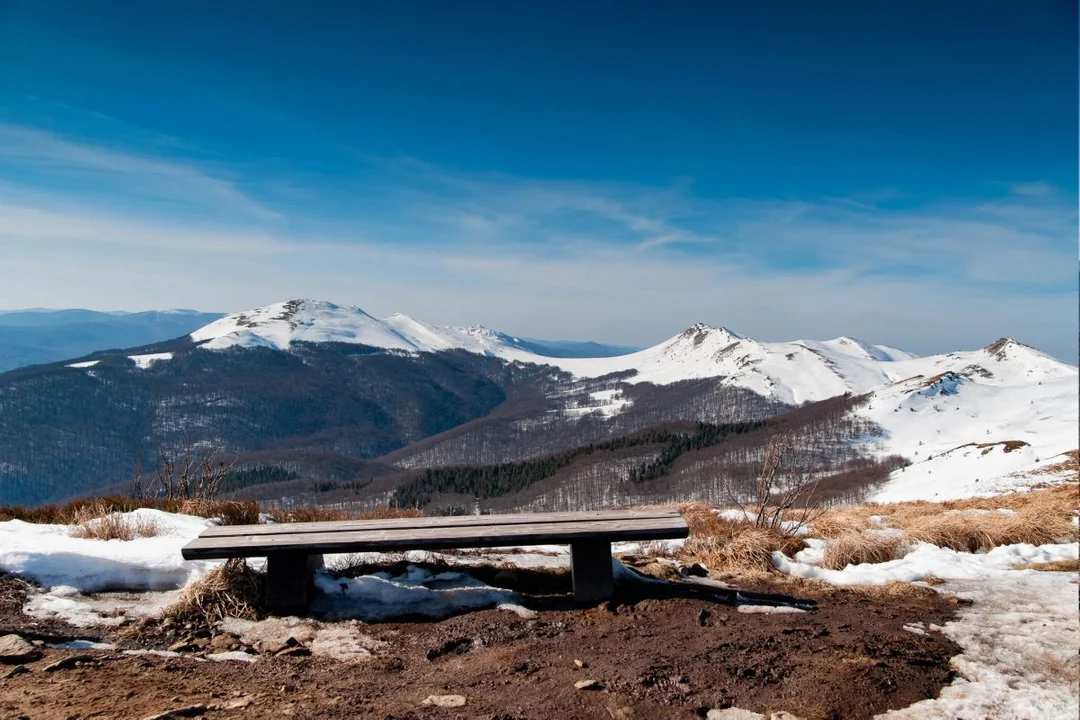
xmin=684 ymin=562 xmax=709 ymax=577
xmin=275 ymin=646 xmax=311 ymax=658
xmin=221 ymin=697 xmax=253 ymax=710
xmin=44 ymin=655 xmax=95 ymax=672
xmin=257 ymin=640 xmax=289 ymax=655
xmin=209 ymin=634 xmax=237 ymax=651
xmin=141 ymin=705 xmax=208 ymax=720
xmin=421 ymin=694 xmax=467 ymax=708
xmin=706 ymin=710 xmax=769 ymax=720
xmin=167 ymin=641 xmax=197 ymax=653
xmin=607 ymin=706 xmax=634 ymax=719
xmin=574 ymin=659 xmax=586 ymax=668
xmin=574 ymin=679 xmax=603 ymax=691
xmin=0 ymin=635 xmax=41 ymax=664
xmin=2 ymin=664 xmax=29 ymax=679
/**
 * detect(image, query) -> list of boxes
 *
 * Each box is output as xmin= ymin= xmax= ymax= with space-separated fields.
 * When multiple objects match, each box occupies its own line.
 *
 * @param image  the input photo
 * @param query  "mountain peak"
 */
xmin=682 ymin=322 xmax=742 ymax=339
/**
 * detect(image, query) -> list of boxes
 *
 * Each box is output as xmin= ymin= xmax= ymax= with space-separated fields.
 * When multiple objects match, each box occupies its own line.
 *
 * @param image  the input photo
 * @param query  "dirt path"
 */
xmin=0 ymin=575 xmax=962 ymax=720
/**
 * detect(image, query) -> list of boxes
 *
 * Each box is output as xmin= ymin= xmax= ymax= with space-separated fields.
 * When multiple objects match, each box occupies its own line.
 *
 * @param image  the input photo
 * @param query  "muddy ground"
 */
xmin=0 ymin=567 xmax=963 ymax=720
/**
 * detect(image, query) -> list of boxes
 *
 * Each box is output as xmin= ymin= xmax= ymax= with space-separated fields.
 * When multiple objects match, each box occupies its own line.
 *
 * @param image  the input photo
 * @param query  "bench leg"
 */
xmin=265 ymin=552 xmax=324 ymax=612
xmin=570 ymin=540 xmax=615 ymax=604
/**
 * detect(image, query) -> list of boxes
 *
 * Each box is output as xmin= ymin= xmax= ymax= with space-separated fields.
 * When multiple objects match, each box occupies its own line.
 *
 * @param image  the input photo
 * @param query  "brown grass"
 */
xmin=1028 ymin=450 xmax=1080 ymax=479
xmin=676 ymin=502 xmax=805 ymax=575
xmin=1014 ymin=558 xmax=1079 ymax=572
xmin=904 ymin=505 xmax=1075 ymax=553
xmin=353 ymin=507 xmax=426 ymax=520
xmin=164 ymin=559 xmax=265 ymax=625
xmin=0 ymin=495 xmax=261 ymax=527
xmin=68 ymin=502 xmax=161 ymax=541
xmin=180 ymin=499 xmax=261 ymax=526
xmin=819 ymin=533 xmax=907 ymax=570
xmin=266 ymin=506 xmax=349 ymax=523
xmin=811 ymin=483 xmax=1078 ymax=552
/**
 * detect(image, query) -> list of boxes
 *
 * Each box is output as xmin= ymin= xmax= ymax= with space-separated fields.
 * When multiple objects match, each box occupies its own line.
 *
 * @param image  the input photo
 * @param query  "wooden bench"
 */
xmin=181 ymin=509 xmax=689 ymax=609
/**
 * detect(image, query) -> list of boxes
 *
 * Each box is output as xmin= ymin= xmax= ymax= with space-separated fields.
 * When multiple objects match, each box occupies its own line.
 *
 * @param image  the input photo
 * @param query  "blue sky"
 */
xmin=0 ymin=1 xmax=1076 ymax=359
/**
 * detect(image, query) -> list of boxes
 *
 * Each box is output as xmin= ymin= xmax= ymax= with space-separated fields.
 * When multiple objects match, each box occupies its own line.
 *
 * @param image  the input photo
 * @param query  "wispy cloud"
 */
xmin=0 ymin=124 xmax=281 ymax=222
xmin=0 ymin=133 xmax=1075 ymax=360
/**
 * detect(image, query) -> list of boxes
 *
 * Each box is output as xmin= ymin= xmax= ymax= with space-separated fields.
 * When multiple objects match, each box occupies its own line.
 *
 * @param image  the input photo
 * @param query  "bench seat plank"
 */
xmin=198 ymin=508 xmax=683 ymax=539
xmin=182 ymin=516 xmax=687 ymax=560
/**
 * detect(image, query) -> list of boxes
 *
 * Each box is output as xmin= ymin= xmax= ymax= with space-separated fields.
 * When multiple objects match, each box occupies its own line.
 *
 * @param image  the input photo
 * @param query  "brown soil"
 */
xmin=0 ymin=571 xmax=962 ymax=720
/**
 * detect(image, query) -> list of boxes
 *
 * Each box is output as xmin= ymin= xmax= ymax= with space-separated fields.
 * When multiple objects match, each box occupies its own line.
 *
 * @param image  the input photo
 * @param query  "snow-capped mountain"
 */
xmin=191 ymin=299 xmax=541 ymax=360
xmin=191 ymin=300 xmax=1075 ymax=405
xmin=859 ymin=370 xmax=1078 ymax=502
xmin=186 ymin=299 xmax=1077 ymax=502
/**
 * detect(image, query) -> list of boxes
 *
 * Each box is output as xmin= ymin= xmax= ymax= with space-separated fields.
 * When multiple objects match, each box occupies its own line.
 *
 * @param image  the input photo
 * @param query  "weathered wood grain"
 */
xmin=198 ymin=508 xmax=683 ymax=538
xmin=182 ymin=515 xmax=688 ymax=560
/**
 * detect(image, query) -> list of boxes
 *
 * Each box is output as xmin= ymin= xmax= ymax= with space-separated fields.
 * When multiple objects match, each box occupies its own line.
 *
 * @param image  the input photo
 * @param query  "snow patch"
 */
xmin=773 ymin=541 xmax=1078 ymax=585
xmin=129 ymin=352 xmax=173 ymax=368
xmin=877 ymin=572 xmax=1079 ymax=719
xmin=311 ymin=565 xmax=522 ymax=622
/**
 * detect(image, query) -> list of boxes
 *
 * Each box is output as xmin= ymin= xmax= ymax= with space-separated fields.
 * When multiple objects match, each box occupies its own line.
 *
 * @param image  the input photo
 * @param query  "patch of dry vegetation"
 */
xmin=676 ymin=482 xmax=1077 ymax=581
xmin=266 ymin=506 xmax=427 ymax=523
xmin=0 ymin=496 xmax=261 ymax=526
xmin=676 ymin=502 xmax=804 ymax=575
xmin=812 ymin=483 xmax=1078 ymax=551
xmin=1014 ymin=558 xmax=1079 ymax=572
xmin=819 ymin=533 xmax=907 ymax=570
xmin=164 ymin=559 xmax=266 ymax=625
xmin=1027 ymin=449 xmax=1080 ymax=479
xmin=69 ymin=504 xmax=161 ymax=541
xmin=904 ymin=506 xmax=1074 ymax=552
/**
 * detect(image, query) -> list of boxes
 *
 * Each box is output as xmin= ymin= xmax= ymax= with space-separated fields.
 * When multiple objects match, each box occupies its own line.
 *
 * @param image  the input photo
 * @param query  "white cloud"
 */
xmin=0 ymin=124 xmax=281 ymax=222
xmin=0 ymin=137 xmax=1074 ymax=360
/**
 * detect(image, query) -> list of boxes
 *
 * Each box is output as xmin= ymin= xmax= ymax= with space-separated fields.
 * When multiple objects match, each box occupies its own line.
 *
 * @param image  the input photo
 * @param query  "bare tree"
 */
xmin=131 ymin=434 xmax=232 ymax=501
xmin=743 ymin=431 xmax=823 ymax=534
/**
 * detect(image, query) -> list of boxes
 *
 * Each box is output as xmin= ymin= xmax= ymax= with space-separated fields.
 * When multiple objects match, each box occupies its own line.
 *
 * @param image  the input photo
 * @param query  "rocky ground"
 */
xmin=0 ymin=568 xmax=964 ymax=720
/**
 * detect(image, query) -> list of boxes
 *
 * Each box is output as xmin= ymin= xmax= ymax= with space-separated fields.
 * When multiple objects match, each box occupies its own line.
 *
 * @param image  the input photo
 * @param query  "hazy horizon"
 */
xmin=1 ymin=1 xmax=1076 ymax=360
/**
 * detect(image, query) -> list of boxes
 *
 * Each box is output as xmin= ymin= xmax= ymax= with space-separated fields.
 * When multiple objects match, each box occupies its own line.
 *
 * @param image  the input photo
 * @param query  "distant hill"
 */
xmin=0 ymin=298 xmax=1073 ymax=507
xmin=0 ymin=309 xmax=224 ymax=372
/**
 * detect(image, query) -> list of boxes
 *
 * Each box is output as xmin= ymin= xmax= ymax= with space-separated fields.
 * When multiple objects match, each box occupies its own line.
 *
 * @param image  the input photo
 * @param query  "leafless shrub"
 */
xmin=742 ymin=431 xmax=824 ymax=535
xmin=132 ymin=435 xmax=232 ymax=502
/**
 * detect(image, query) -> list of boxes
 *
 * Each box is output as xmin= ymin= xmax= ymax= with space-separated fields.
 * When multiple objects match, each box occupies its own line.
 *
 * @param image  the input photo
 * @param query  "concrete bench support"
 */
xmin=266 ymin=552 xmax=324 ymax=611
xmin=570 ymin=540 xmax=615 ymax=603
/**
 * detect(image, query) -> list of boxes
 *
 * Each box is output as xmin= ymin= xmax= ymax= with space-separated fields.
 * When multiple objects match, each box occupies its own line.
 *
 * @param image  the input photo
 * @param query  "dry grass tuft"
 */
xmin=676 ymin=502 xmax=805 ymax=575
xmin=0 ymin=495 xmax=262 ymax=527
xmin=820 ymin=533 xmax=907 ymax=570
xmin=905 ymin=505 xmax=1075 ymax=553
xmin=68 ymin=503 xmax=161 ymax=541
xmin=1014 ymin=558 xmax=1079 ymax=572
xmin=810 ymin=507 xmax=875 ymax=539
xmin=181 ymin=499 xmax=260 ymax=526
xmin=267 ymin=506 xmax=348 ymax=523
xmin=165 ymin=559 xmax=265 ymax=625
xmin=353 ymin=507 xmax=426 ymax=521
